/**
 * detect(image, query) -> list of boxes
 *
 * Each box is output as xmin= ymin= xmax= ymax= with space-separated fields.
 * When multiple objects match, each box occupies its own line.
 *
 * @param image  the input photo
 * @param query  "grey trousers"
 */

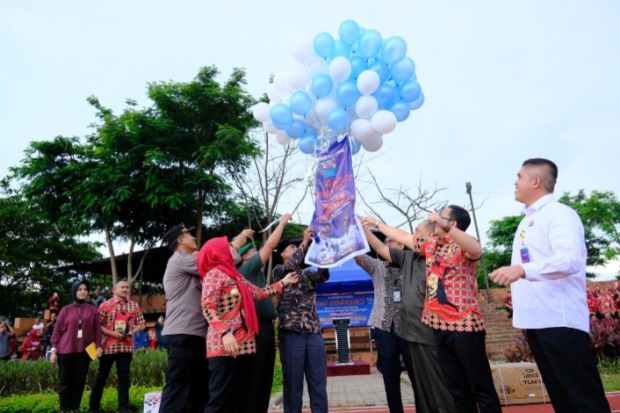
xmin=409 ymin=342 xmax=457 ymax=413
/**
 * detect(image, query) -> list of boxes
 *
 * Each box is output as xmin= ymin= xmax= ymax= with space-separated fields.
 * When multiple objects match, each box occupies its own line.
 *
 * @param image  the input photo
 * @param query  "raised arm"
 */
xmin=362 ymin=225 xmax=391 ymax=262
xmin=259 ymin=213 xmax=292 ymax=264
xmin=428 ymin=211 xmax=482 ymax=260
xmin=358 ymin=215 xmax=415 ymax=250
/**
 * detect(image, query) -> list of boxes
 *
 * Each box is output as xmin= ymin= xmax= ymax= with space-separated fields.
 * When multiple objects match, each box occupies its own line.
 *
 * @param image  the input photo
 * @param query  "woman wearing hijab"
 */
xmin=198 ymin=236 xmax=299 ymax=413
xmin=20 ymin=328 xmax=42 ymax=360
xmin=50 ymin=281 xmax=103 ymax=413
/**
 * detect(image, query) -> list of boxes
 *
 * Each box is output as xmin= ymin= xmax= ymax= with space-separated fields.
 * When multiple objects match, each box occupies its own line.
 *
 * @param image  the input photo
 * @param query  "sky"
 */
xmin=1 ymin=1 xmax=619 ymax=278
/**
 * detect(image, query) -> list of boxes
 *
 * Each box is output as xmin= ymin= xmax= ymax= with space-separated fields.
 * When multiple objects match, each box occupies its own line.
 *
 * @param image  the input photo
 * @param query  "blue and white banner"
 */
xmin=316 ymin=293 xmax=374 ymax=328
xmin=305 ymin=136 xmax=370 ymax=268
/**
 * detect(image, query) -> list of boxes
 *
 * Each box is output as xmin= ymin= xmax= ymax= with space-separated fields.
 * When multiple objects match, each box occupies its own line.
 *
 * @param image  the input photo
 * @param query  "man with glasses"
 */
xmin=360 ymin=205 xmax=501 ymax=413
xmin=354 ymin=237 xmax=417 ymax=413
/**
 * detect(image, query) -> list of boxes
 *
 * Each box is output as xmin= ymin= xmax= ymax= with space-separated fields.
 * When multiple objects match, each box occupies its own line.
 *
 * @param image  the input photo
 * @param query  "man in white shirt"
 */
xmin=490 ymin=158 xmax=610 ymax=413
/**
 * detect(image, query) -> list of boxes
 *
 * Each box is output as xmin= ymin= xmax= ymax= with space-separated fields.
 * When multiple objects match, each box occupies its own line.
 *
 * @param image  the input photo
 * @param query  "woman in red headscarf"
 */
xmin=21 ymin=329 xmax=42 ymax=360
xmin=199 ymin=236 xmax=298 ymax=413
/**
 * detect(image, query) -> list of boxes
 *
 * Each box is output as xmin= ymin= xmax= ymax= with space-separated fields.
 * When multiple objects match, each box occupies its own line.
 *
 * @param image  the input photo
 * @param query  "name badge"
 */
xmin=393 ymin=291 xmax=402 ymax=303
xmin=520 ymin=247 xmax=531 ymax=264
xmin=77 ymin=329 xmax=83 ymax=339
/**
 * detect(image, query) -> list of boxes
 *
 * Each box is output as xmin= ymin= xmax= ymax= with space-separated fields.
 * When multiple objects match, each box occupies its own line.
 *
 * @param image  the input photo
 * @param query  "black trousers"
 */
xmin=57 ymin=352 xmax=91 ymax=410
xmin=375 ymin=325 xmax=417 ymax=413
xmin=159 ymin=334 xmax=210 ymax=413
xmin=434 ymin=329 xmax=501 ymax=413
xmin=204 ymin=354 xmax=250 ymax=413
xmin=527 ymin=328 xmax=611 ymax=413
xmin=89 ymin=352 xmax=133 ymax=413
xmin=243 ymin=320 xmax=276 ymax=413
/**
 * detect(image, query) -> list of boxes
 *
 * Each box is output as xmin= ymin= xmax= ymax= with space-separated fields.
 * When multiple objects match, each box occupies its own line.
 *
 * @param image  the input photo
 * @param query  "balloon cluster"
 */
xmin=252 ymin=20 xmax=424 ymax=155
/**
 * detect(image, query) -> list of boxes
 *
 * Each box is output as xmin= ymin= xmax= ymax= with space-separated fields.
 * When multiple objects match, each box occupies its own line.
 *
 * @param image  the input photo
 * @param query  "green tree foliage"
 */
xmin=0 ymin=183 xmax=101 ymax=318
xmin=11 ymin=66 xmax=261 ymax=284
xmin=481 ymin=190 xmax=620 ymax=283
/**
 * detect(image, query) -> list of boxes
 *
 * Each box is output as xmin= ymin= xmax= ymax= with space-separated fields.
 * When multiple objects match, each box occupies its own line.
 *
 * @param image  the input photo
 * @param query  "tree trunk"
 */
xmin=126 ymin=233 xmax=136 ymax=284
xmin=196 ymin=187 xmax=204 ymax=247
xmin=105 ymin=225 xmax=118 ymax=285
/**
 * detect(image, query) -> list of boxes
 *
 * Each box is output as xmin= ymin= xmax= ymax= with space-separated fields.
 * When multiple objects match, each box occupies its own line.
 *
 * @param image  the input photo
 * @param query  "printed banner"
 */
xmin=305 ymin=136 xmax=370 ymax=268
xmin=317 ymin=293 xmax=374 ymax=328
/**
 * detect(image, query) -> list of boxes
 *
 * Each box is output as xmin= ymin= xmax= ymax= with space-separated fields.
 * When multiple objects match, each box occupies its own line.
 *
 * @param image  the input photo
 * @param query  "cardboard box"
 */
xmin=491 ymin=362 xmax=550 ymax=406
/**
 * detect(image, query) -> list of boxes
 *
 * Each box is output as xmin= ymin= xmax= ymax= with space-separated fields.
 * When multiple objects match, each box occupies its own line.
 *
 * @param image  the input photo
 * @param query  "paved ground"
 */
xmin=269 ymin=371 xmax=620 ymax=412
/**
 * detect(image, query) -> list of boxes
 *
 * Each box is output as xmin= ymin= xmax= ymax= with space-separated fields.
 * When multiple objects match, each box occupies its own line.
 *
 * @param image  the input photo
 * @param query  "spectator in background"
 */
xmin=49 ymin=292 xmax=60 ymax=316
xmin=148 ymin=328 xmax=157 ymax=350
xmin=43 ymin=313 xmax=57 ymax=353
xmin=32 ymin=317 xmax=44 ymax=332
xmin=154 ymin=315 xmax=164 ymax=348
xmin=134 ymin=330 xmax=151 ymax=351
xmin=50 ymin=280 xmax=103 ymax=413
xmin=21 ymin=329 xmax=42 ymax=360
xmin=0 ymin=320 xmax=15 ymax=361
xmin=504 ymin=291 xmax=513 ymax=318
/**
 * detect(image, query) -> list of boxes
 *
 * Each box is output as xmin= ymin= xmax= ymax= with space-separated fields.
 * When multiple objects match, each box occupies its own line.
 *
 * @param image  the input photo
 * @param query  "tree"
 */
xmin=0 ymin=181 xmax=101 ymax=318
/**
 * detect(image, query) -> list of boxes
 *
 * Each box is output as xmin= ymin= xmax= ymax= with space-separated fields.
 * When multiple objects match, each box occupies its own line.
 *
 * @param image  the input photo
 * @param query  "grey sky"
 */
xmin=1 ymin=1 xmax=619 ymax=277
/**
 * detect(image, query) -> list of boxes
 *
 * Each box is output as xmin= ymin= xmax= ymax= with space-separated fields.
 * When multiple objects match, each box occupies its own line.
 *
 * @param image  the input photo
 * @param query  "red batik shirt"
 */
xmin=413 ymin=236 xmax=485 ymax=332
xmin=201 ymin=268 xmax=283 ymax=358
xmin=98 ymin=297 xmax=146 ymax=354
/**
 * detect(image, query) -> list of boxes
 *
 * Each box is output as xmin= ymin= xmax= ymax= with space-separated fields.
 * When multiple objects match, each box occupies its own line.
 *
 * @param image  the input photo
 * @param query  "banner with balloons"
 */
xmin=252 ymin=19 xmax=424 ymax=155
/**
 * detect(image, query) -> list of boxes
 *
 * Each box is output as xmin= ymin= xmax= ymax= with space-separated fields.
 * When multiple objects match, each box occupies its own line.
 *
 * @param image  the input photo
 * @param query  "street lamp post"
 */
xmin=466 ymin=182 xmax=493 ymax=304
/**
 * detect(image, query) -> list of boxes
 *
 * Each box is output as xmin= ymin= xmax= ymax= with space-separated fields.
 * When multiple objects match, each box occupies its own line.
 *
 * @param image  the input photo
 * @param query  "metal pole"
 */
xmin=138 ymin=267 xmax=144 ymax=306
xmin=466 ymin=182 xmax=493 ymax=305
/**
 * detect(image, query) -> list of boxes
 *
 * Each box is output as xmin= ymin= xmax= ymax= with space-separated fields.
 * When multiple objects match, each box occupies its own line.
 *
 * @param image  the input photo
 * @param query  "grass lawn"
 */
xmin=272 ymin=353 xmax=283 ymax=395
xmin=599 ymin=360 xmax=620 ymax=392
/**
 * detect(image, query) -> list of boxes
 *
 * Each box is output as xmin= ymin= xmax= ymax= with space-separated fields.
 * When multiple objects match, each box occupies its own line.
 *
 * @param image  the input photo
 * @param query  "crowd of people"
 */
xmin=0 ymin=157 xmax=613 ymax=413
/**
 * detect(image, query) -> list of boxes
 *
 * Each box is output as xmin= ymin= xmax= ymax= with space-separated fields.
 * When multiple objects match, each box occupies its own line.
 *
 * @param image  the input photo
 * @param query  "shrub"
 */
xmin=0 ymin=386 xmax=160 ymax=413
xmin=0 ymin=350 xmax=167 ymax=397
xmin=503 ymin=330 xmax=534 ymax=363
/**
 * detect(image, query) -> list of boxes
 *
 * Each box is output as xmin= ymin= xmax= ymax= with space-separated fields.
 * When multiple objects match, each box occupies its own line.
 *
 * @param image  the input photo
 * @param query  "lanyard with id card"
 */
xmin=393 ymin=291 xmax=402 ymax=303
xmin=519 ymin=230 xmax=530 ymax=263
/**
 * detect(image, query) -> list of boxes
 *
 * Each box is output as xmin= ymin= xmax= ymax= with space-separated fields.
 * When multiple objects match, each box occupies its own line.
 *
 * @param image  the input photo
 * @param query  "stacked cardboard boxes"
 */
xmin=491 ymin=362 xmax=550 ymax=406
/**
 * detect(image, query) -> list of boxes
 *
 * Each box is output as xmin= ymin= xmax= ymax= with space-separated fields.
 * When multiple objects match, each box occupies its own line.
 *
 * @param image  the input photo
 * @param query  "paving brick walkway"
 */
xmin=269 ymin=368 xmax=415 ymax=411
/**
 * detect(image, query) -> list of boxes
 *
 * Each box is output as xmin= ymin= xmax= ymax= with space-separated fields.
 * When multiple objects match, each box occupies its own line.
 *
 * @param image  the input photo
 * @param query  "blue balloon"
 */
xmin=336 ymin=81 xmax=360 ymax=108
xmin=270 ymin=103 xmax=293 ymax=128
xmin=398 ymin=80 xmax=422 ymax=102
xmin=303 ymin=125 xmax=318 ymax=140
xmin=299 ymin=137 xmax=317 ymax=155
xmin=314 ymin=32 xmax=335 ymax=58
xmin=349 ymin=55 xmax=367 ymax=79
xmin=382 ymin=36 xmax=407 ymax=65
xmin=285 ymin=119 xmax=306 ymax=139
xmin=369 ymin=60 xmax=390 ymax=83
xmin=358 ymin=29 xmax=382 ymax=58
xmin=331 ymin=40 xmax=351 ymax=59
xmin=372 ymin=83 xmax=398 ymax=108
xmin=408 ymin=91 xmax=425 ymax=110
xmin=390 ymin=57 xmax=416 ymax=83
xmin=289 ymin=91 xmax=312 ymax=115
xmin=311 ymin=74 xmax=333 ymax=99
xmin=327 ymin=108 xmax=350 ymax=131
xmin=388 ymin=100 xmax=411 ymax=122
xmin=350 ymin=137 xmax=362 ymax=155
xmin=339 ymin=20 xmax=360 ymax=45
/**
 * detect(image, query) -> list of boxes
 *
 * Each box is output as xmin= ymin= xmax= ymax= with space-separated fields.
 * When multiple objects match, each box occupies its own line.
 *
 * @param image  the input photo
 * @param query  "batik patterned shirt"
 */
xmin=98 ymin=297 xmax=146 ymax=354
xmin=413 ymin=236 xmax=485 ymax=332
xmin=201 ymin=268 xmax=283 ymax=358
xmin=357 ymin=254 xmax=403 ymax=332
xmin=273 ymin=244 xmax=330 ymax=334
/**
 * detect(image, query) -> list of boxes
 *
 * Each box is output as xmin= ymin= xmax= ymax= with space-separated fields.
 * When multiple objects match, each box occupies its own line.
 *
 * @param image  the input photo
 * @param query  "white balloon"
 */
xmin=274 ymin=71 xmax=291 ymax=93
xmin=350 ymin=118 xmax=374 ymax=143
xmin=288 ymin=67 xmax=308 ymax=90
xmin=281 ymin=92 xmax=292 ymax=106
xmin=252 ymin=102 xmax=271 ymax=123
xmin=355 ymin=95 xmax=379 ymax=119
xmin=305 ymin=110 xmax=320 ymax=128
xmin=371 ymin=110 xmax=398 ymax=134
xmin=362 ymin=133 xmax=384 ymax=152
xmin=291 ymin=40 xmax=313 ymax=64
xmin=275 ymin=130 xmax=292 ymax=145
xmin=315 ymin=98 xmax=338 ymax=122
xmin=328 ymin=57 xmax=352 ymax=84
xmin=267 ymin=84 xmax=283 ymax=102
xmin=263 ymin=121 xmax=280 ymax=134
xmin=306 ymin=57 xmax=329 ymax=79
xmin=357 ymin=70 xmax=381 ymax=95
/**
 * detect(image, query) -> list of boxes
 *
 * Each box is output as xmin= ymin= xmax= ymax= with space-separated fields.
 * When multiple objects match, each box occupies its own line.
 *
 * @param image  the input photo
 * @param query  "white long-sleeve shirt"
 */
xmin=510 ymin=194 xmax=590 ymax=333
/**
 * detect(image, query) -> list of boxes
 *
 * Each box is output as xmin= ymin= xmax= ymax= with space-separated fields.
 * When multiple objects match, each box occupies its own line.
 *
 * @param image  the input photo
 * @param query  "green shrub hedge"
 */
xmin=0 ymin=350 xmax=167 ymax=397
xmin=0 ymin=386 xmax=160 ymax=413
